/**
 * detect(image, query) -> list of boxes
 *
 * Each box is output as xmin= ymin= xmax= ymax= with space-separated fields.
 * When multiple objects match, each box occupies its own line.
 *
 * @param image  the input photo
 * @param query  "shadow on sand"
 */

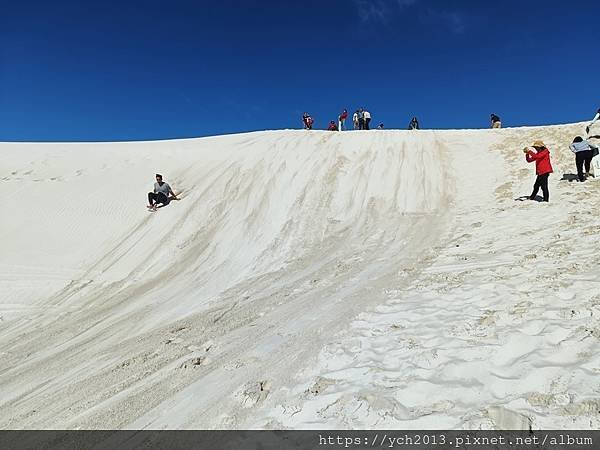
xmin=514 ymin=195 xmax=545 ymax=202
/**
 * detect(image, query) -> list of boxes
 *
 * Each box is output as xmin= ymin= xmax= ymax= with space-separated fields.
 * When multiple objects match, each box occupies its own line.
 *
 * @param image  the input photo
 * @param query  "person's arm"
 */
xmin=524 ymin=147 xmax=537 ymax=162
xmin=569 ymin=143 xmax=577 ymax=153
xmin=526 ymin=149 xmax=547 ymax=162
xmin=168 ymin=185 xmax=179 ymax=200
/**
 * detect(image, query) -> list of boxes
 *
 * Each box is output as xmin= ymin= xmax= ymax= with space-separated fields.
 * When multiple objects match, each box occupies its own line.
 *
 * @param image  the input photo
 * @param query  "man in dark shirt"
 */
xmin=490 ymin=114 xmax=501 ymax=128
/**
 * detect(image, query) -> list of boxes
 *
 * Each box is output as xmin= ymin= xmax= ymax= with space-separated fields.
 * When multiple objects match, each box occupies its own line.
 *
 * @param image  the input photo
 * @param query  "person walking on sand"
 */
xmin=570 ymin=136 xmax=595 ymax=182
xmin=338 ymin=109 xmax=348 ymax=131
xmin=523 ymin=140 xmax=553 ymax=202
xmin=363 ymin=108 xmax=371 ymax=130
xmin=586 ymin=108 xmax=600 ymax=135
xmin=491 ymin=113 xmax=502 ymax=129
xmin=148 ymin=173 xmax=179 ymax=211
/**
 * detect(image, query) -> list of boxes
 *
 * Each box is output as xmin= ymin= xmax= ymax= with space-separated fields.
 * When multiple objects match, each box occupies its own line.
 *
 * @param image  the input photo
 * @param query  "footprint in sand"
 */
xmin=236 ymin=380 xmax=271 ymax=408
xmin=178 ymin=356 xmax=206 ymax=369
xmin=305 ymin=377 xmax=336 ymax=396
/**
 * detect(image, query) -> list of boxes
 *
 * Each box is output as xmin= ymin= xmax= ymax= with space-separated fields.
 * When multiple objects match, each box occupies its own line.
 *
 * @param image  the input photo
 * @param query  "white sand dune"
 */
xmin=1 ymin=124 xmax=599 ymax=429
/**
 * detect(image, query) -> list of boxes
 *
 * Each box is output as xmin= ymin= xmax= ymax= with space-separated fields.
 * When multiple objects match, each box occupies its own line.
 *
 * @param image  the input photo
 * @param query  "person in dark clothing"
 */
xmin=327 ymin=120 xmax=338 ymax=131
xmin=357 ymin=109 xmax=365 ymax=130
xmin=408 ymin=117 xmax=420 ymax=130
xmin=302 ymin=112 xmax=314 ymax=129
xmin=491 ymin=114 xmax=501 ymax=128
xmin=524 ymin=140 xmax=553 ymax=202
xmin=569 ymin=136 xmax=595 ymax=181
xmin=147 ymin=174 xmax=178 ymax=210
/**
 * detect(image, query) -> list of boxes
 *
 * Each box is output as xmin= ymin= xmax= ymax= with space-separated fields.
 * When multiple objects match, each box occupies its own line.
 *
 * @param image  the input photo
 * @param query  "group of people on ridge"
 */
xmin=522 ymin=107 xmax=600 ymax=202
xmin=305 ymin=109 xmax=420 ymax=131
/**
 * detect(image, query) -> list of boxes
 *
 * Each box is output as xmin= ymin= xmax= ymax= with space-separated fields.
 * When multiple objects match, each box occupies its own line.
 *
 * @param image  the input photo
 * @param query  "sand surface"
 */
xmin=1 ymin=125 xmax=599 ymax=429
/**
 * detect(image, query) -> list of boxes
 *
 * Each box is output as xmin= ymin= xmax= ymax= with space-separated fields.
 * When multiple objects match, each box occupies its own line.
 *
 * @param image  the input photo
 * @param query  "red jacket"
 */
xmin=526 ymin=148 xmax=553 ymax=175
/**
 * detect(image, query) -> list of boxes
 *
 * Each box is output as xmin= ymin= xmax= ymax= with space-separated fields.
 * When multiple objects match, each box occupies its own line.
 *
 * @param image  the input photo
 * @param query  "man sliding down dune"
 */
xmin=147 ymin=173 xmax=179 ymax=211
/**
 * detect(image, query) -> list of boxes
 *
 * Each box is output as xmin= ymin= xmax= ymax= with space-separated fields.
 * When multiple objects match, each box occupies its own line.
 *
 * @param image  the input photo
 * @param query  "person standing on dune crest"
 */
xmin=357 ymin=108 xmax=365 ymax=130
xmin=338 ymin=109 xmax=348 ymax=131
xmin=523 ymin=140 xmax=553 ymax=202
xmin=363 ymin=108 xmax=371 ymax=130
xmin=491 ymin=113 xmax=502 ymax=129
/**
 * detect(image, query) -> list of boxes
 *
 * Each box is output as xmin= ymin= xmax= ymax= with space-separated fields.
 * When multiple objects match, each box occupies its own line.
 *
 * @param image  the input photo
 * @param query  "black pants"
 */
xmin=530 ymin=173 xmax=549 ymax=202
xmin=365 ymin=118 xmax=371 ymax=130
xmin=148 ymin=192 xmax=169 ymax=205
xmin=358 ymin=118 xmax=364 ymax=130
xmin=575 ymin=150 xmax=593 ymax=181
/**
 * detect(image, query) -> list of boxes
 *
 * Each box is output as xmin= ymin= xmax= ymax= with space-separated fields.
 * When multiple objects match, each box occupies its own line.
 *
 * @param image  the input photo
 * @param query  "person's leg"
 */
xmin=156 ymin=192 xmax=168 ymax=206
xmin=584 ymin=150 xmax=593 ymax=176
xmin=365 ymin=118 xmax=370 ymax=130
xmin=530 ymin=176 xmax=541 ymax=200
xmin=148 ymin=192 xmax=158 ymax=206
xmin=540 ymin=174 xmax=550 ymax=202
xmin=576 ymin=152 xmax=585 ymax=181
xmin=540 ymin=173 xmax=550 ymax=202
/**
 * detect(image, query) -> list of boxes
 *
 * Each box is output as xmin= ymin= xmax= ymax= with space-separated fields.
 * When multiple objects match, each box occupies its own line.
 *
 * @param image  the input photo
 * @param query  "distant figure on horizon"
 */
xmin=302 ymin=112 xmax=314 ymax=130
xmin=357 ymin=108 xmax=365 ymax=130
xmin=377 ymin=123 xmax=384 ymax=129
xmin=570 ymin=136 xmax=595 ymax=182
xmin=586 ymin=108 xmax=600 ymax=135
xmin=147 ymin=173 xmax=179 ymax=211
xmin=352 ymin=110 xmax=359 ymax=130
xmin=338 ymin=109 xmax=348 ymax=131
xmin=363 ymin=109 xmax=371 ymax=130
xmin=523 ymin=140 xmax=553 ymax=202
xmin=491 ymin=113 xmax=502 ymax=129
xmin=408 ymin=117 xmax=420 ymax=130
xmin=327 ymin=120 xmax=338 ymax=131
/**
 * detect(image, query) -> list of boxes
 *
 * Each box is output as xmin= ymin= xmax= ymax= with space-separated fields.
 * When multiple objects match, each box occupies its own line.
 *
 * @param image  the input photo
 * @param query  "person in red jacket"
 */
xmin=338 ymin=109 xmax=348 ymax=131
xmin=523 ymin=140 xmax=553 ymax=202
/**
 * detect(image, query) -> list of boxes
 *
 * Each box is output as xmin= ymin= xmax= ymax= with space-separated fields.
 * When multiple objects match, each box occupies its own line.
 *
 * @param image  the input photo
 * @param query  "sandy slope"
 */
xmin=1 ymin=125 xmax=599 ymax=429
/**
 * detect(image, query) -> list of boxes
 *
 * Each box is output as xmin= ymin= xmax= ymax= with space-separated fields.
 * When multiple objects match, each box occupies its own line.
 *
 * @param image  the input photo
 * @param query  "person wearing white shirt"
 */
xmin=352 ymin=111 xmax=359 ymax=130
xmin=363 ymin=109 xmax=371 ymax=130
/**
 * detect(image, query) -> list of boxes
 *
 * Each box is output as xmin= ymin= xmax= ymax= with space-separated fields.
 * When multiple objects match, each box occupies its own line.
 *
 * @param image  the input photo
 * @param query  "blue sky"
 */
xmin=1 ymin=0 xmax=599 ymax=141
